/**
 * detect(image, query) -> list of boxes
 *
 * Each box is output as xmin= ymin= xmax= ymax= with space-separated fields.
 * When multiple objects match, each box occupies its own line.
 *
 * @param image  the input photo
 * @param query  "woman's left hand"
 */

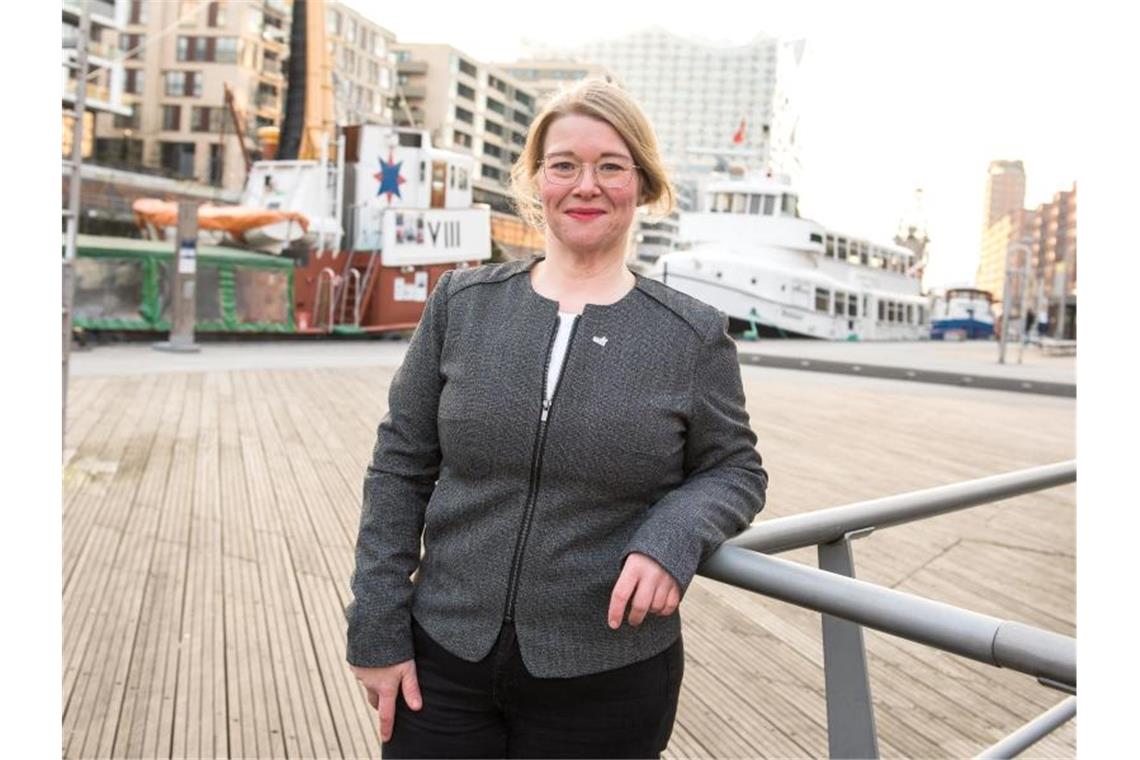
xmin=607 ymin=552 xmax=681 ymax=628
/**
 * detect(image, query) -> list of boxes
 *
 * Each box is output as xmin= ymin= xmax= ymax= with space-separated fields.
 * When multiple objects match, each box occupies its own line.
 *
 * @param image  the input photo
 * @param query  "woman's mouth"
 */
xmin=566 ymin=208 xmax=605 ymax=221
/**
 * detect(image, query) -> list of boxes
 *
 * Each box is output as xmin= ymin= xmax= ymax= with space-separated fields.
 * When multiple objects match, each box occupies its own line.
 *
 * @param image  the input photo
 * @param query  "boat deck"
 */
xmin=63 ymin=358 xmax=1076 ymax=758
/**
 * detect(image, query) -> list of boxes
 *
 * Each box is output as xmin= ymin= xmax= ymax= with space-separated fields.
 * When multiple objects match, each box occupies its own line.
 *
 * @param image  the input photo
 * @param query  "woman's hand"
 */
xmin=350 ymin=659 xmax=422 ymax=742
xmin=607 ymin=552 xmax=681 ymax=628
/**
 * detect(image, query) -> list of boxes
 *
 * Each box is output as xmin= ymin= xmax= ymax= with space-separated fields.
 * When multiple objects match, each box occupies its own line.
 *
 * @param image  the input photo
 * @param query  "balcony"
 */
xmin=399 ymin=83 xmax=425 ymax=99
xmin=397 ymin=60 xmax=427 ymax=75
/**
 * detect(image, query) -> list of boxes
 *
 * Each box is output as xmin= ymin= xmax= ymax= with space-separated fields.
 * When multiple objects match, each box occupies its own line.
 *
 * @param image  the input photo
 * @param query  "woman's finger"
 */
xmin=401 ymin=663 xmax=423 ymax=711
xmin=650 ymin=581 xmax=670 ymax=614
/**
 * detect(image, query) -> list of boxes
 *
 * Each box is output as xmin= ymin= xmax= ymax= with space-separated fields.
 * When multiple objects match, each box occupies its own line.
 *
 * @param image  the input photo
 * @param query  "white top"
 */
xmin=545 ymin=312 xmax=579 ymax=405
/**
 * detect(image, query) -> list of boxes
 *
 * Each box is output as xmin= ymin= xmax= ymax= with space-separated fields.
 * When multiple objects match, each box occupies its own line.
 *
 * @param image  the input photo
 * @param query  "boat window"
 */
xmin=887 ymin=302 xmax=895 ymax=323
xmin=749 ymin=194 xmax=762 ymax=214
xmin=782 ymin=194 xmax=797 ymax=216
xmin=825 ymin=235 xmax=835 ymax=258
xmin=917 ymin=305 xmax=925 ymax=324
xmin=837 ymin=237 xmax=848 ymax=259
xmin=870 ymin=249 xmax=883 ymax=269
xmin=862 ymin=295 xmax=869 ymax=317
xmin=878 ymin=301 xmax=885 ymax=322
xmin=833 ymin=291 xmax=845 ymax=316
xmin=714 ymin=192 xmax=731 ymax=213
xmin=848 ymin=293 xmax=858 ymax=317
xmin=763 ymin=194 xmax=776 ymax=216
xmin=458 ymin=167 xmax=469 ymax=190
xmin=732 ymin=193 xmax=747 ymax=213
xmin=859 ymin=242 xmax=869 ymax=266
xmin=906 ymin=304 xmax=914 ymax=324
xmin=815 ymin=288 xmax=829 ymax=313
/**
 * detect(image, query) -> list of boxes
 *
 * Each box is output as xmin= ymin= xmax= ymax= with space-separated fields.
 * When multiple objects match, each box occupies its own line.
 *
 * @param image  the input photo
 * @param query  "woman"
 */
xmin=347 ymin=79 xmax=768 ymax=759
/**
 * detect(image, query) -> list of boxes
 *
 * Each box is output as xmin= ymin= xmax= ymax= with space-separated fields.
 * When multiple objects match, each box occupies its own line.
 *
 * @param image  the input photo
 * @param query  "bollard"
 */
xmin=154 ymin=201 xmax=201 ymax=353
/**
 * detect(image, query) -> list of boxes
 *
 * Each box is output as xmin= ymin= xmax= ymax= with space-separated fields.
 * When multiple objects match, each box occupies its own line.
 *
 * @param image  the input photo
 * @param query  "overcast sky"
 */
xmin=340 ymin=0 xmax=1080 ymax=289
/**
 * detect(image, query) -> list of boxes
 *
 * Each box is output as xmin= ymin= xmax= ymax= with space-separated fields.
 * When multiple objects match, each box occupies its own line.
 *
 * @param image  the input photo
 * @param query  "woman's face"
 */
xmin=538 ymin=113 xmax=641 ymax=258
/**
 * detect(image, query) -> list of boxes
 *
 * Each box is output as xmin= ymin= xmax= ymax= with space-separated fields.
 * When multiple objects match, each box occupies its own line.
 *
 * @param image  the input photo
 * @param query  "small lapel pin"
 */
xmin=593 ymin=335 xmax=608 ymax=347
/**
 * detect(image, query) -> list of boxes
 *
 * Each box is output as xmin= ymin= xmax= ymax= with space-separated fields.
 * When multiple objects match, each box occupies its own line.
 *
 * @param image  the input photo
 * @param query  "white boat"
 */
xmin=645 ymin=173 xmax=928 ymax=341
xmin=928 ymin=287 xmax=995 ymax=340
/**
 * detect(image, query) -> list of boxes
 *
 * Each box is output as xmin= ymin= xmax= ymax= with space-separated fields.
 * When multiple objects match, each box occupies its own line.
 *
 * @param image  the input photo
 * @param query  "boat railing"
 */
xmin=338 ymin=268 xmax=361 ymax=325
xmin=312 ymin=267 xmax=337 ymax=332
xmin=699 ymin=461 xmax=1076 ymax=758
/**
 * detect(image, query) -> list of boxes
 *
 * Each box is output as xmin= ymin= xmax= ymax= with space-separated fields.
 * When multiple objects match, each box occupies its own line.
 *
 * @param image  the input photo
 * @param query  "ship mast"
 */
xmin=894 ymin=187 xmax=930 ymax=287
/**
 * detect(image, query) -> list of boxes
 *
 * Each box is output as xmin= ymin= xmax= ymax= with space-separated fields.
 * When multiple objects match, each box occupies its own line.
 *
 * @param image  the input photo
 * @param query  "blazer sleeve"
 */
xmin=345 ymin=269 xmax=452 ymax=667
xmin=621 ymin=318 xmax=768 ymax=592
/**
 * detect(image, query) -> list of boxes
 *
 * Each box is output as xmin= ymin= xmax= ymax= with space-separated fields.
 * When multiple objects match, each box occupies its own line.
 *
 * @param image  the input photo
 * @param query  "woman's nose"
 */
xmin=574 ymin=164 xmax=601 ymax=194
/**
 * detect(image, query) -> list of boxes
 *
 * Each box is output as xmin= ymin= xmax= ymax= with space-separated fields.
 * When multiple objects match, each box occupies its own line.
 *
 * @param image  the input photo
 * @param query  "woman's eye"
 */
xmin=551 ymin=161 xmax=577 ymax=171
xmin=600 ymin=163 xmax=625 ymax=173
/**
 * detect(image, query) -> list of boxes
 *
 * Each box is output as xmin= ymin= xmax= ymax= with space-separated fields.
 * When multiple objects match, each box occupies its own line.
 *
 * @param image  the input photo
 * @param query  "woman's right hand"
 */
xmin=350 ymin=659 xmax=423 ymax=742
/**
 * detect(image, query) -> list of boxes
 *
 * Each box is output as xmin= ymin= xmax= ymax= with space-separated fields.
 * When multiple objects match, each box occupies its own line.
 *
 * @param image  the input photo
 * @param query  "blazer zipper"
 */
xmin=503 ymin=315 xmax=581 ymax=622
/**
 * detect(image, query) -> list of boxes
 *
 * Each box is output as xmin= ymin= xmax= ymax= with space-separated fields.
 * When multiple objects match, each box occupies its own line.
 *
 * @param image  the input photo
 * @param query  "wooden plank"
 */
xmin=60 ymin=360 xmax=1076 ymax=759
xmin=64 ymin=373 xmax=191 ymax=759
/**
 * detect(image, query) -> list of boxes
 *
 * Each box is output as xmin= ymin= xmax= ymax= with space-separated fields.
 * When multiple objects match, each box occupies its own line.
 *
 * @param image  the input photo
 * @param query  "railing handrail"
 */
xmin=728 ymin=460 xmax=1076 ymax=555
xmin=699 ymin=545 xmax=1077 ymax=689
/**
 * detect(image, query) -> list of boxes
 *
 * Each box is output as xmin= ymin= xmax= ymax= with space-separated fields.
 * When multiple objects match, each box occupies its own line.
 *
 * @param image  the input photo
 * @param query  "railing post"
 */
xmin=818 ymin=535 xmax=879 ymax=759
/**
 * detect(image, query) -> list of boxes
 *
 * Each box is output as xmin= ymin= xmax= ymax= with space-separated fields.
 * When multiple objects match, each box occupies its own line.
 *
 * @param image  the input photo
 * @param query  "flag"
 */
xmin=732 ymin=118 xmax=746 ymax=144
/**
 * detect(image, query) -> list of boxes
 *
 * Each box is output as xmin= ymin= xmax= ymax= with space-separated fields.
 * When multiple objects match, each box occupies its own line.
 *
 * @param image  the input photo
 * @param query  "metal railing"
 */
xmin=697 ymin=461 xmax=1077 ymax=759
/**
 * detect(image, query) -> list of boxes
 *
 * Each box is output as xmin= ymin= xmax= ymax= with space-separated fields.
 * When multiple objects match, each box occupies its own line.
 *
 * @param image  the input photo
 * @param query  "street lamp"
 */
xmin=998 ymin=237 xmax=1033 ymax=365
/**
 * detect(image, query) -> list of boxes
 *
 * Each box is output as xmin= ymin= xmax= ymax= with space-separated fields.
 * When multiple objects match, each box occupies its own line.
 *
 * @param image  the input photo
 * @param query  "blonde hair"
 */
xmin=509 ymin=79 xmax=675 ymax=230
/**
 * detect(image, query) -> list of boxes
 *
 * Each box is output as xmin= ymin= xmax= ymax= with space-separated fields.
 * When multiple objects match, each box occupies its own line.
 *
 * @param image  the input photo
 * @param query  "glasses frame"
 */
xmin=538 ymin=158 xmax=642 ymax=189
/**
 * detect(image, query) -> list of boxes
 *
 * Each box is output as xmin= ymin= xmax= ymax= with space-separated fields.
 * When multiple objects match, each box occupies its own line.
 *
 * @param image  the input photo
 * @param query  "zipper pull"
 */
xmin=541 ymin=397 xmax=551 ymax=422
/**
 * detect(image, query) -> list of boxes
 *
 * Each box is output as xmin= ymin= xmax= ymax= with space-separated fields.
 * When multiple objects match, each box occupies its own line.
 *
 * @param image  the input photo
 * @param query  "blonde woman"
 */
xmin=347 ymin=79 xmax=768 ymax=759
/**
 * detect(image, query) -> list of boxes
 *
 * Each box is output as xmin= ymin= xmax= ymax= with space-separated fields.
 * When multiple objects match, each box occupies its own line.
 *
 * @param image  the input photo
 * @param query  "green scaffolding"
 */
xmin=68 ymin=235 xmax=295 ymax=333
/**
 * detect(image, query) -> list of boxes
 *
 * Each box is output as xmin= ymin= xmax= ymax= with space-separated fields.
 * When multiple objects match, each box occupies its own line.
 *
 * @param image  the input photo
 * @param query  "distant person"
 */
xmin=345 ymin=79 xmax=768 ymax=758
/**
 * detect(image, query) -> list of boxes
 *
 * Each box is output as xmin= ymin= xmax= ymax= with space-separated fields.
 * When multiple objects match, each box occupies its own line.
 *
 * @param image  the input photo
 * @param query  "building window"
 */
xmin=160 ymin=141 xmax=196 ymax=177
xmin=512 ymin=131 xmax=526 ymax=147
xmin=848 ymin=293 xmax=858 ymax=317
xmin=878 ymin=301 xmax=885 ymax=322
xmin=815 ymin=288 xmax=829 ymax=313
xmin=833 ymin=291 xmax=845 ymax=316
xmin=514 ymin=90 xmax=533 ymax=109
xmin=191 ymin=106 xmax=222 ymax=132
xmin=164 ymin=70 xmax=201 ymax=97
xmin=486 ymin=97 xmax=506 ymax=115
xmin=458 ymin=58 xmax=477 ymax=77
xmin=457 ymin=167 xmax=469 ymax=190
xmin=484 ymin=119 xmax=502 ymax=136
xmin=124 ymin=68 xmax=144 ymax=95
xmin=347 ymin=18 xmax=357 ymax=44
xmin=207 ymin=1 xmax=225 ymax=27
xmin=483 ymin=142 xmax=502 ymax=158
xmin=512 ymin=110 xmax=529 ymax=127
xmin=762 ymin=194 xmax=776 ymax=215
xmin=906 ymin=304 xmax=914 ymax=324
xmin=161 ymin=104 xmax=182 ymax=131
xmin=113 ymin=106 xmax=141 ymax=130
xmin=327 ymin=8 xmax=341 ymax=35
xmin=453 ymin=130 xmax=472 ymax=148
xmin=749 ymin=194 xmax=762 ymax=215
xmin=457 ymin=82 xmax=475 ymax=101
xmin=455 ymin=106 xmax=474 ymax=124
xmin=481 ymin=164 xmax=502 ymax=181
xmin=128 ymin=0 xmax=147 ymax=25
xmin=208 ymin=143 xmax=223 ymax=186
xmin=178 ymin=1 xmax=202 ymax=27
xmin=119 ymin=33 xmax=144 ymax=60
xmin=215 ymin=37 xmax=238 ymax=63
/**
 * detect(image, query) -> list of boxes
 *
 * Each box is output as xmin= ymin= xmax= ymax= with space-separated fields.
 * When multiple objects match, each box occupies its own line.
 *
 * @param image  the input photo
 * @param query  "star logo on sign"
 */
xmin=374 ymin=149 xmax=406 ymax=204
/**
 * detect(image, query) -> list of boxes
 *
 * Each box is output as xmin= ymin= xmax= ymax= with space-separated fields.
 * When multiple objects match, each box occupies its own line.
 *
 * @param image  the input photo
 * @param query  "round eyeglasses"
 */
xmin=539 ymin=158 xmax=641 ymax=189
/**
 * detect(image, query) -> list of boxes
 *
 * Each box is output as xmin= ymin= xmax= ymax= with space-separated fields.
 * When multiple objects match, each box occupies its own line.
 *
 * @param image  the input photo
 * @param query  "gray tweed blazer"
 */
xmin=346 ymin=256 xmax=768 ymax=678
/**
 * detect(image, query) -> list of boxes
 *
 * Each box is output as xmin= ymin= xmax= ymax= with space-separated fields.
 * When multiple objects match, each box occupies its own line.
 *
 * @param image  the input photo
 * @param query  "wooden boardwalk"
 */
xmin=63 ymin=359 xmax=1076 ymax=758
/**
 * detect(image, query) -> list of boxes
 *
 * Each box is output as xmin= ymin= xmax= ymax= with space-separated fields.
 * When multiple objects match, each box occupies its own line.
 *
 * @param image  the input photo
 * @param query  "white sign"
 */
xmin=394 ymin=270 xmax=428 ymax=302
xmin=177 ymin=242 xmax=197 ymax=274
xmin=380 ymin=207 xmax=491 ymax=267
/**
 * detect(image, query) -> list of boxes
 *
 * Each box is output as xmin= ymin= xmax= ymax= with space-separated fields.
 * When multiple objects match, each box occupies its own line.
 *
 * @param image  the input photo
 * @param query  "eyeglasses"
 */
xmin=539 ymin=158 xmax=641 ymax=189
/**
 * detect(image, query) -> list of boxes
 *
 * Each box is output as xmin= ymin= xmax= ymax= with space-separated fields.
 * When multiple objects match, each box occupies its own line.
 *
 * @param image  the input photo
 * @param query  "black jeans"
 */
xmin=382 ymin=618 xmax=684 ymax=759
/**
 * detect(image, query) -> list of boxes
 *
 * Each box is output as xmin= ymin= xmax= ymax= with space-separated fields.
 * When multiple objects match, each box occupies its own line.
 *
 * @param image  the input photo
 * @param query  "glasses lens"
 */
xmin=544 ymin=160 xmax=579 ymax=184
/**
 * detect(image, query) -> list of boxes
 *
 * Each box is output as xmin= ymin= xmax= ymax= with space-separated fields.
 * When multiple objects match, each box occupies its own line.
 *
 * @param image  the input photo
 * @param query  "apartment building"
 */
xmin=522 ymin=28 xmax=793 ymax=191
xmin=491 ymin=60 xmax=618 ymax=108
xmin=325 ymin=2 xmax=397 ymax=127
xmin=62 ymin=0 xmax=130 ymax=159
xmin=392 ymin=42 xmax=539 ymax=216
xmin=91 ymin=0 xmax=290 ymax=192
xmin=982 ymin=160 xmax=1026 ymax=228
xmin=975 ymin=180 xmax=1077 ymax=338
